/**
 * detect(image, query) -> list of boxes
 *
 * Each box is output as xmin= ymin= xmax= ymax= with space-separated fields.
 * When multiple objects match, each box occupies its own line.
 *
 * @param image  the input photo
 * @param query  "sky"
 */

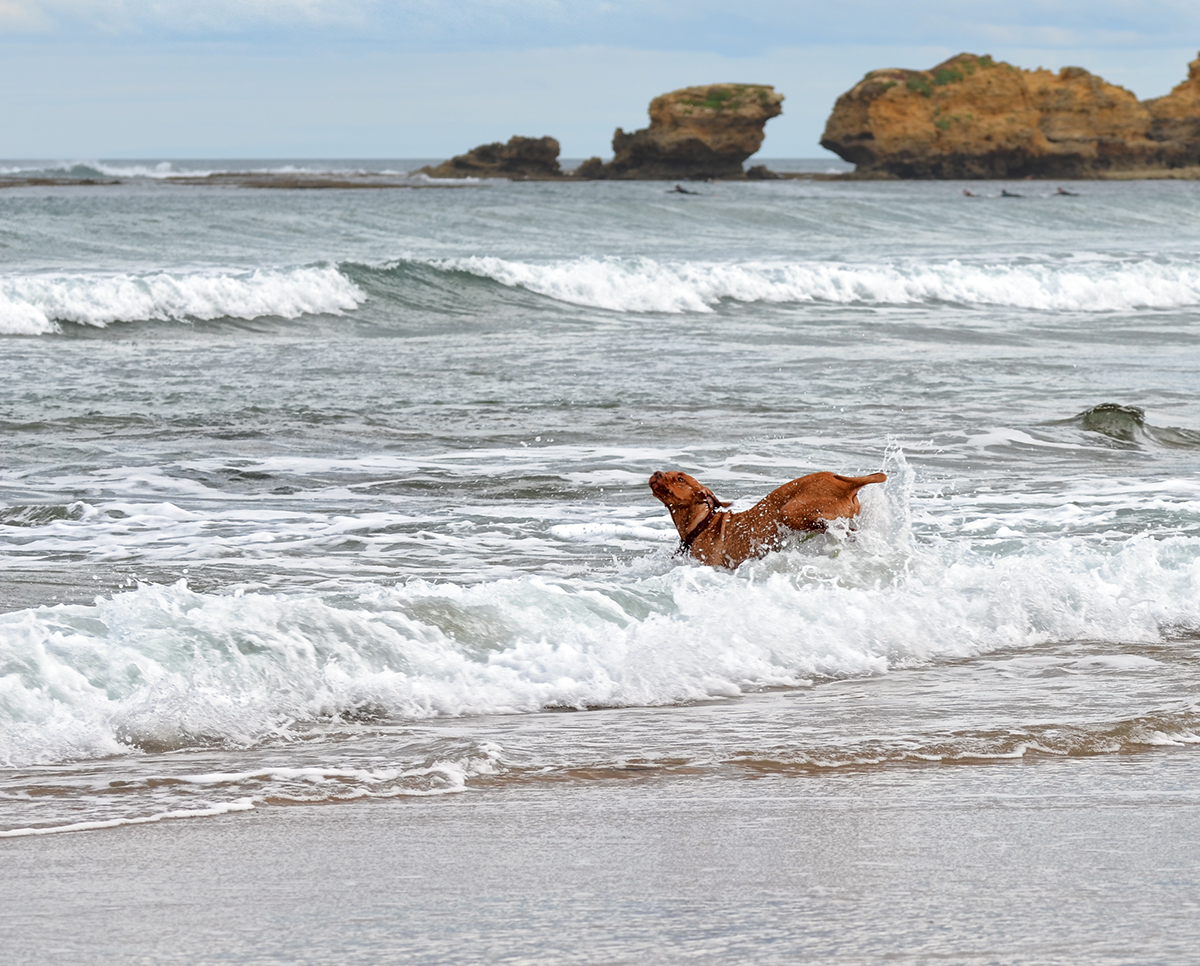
xmin=1 ymin=0 xmax=1199 ymax=159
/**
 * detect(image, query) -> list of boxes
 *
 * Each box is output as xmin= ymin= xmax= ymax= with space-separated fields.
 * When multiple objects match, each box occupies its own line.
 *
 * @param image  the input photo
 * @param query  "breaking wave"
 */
xmin=0 ymin=266 xmax=366 ymax=335
xmin=3 ymin=523 xmax=1198 ymax=767
xmin=12 ymin=253 xmax=1200 ymax=334
xmin=429 ymin=253 xmax=1200 ymax=314
xmin=0 ymin=161 xmax=193 ymax=180
xmin=0 ymin=161 xmax=413 ymax=180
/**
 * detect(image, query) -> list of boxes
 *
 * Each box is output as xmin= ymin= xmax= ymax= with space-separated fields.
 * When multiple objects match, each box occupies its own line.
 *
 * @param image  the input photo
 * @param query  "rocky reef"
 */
xmin=577 ymin=83 xmax=783 ymax=180
xmin=821 ymin=52 xmax=1200 ymax=178
xmin=418 ymin=136 xmax=563 ymax=180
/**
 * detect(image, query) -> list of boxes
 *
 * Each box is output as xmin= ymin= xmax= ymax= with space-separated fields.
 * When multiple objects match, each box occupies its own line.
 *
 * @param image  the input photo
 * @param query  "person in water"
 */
xmin=1056 ymin=186 xmax=1079 ymax=196
xmin=1001 ymin=189 xmax=1022 ymax=198
xmin=963 ymin=188 xmax=978 ymax=197
xmin=671 ymin=184 xmax=698 ymax=195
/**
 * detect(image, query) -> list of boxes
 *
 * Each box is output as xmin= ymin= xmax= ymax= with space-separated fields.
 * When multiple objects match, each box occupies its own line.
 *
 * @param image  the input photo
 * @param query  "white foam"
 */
xmin=0 ymin=266 xmax=365 ymax=335
xmin=409 ymin=172 xmax=487 ymax=185
xmin=0 ymin=799 xmax=256 ymax=838
xmin=0 ymin=161 xmax=196 ymax=179
xmin=176 ymin=754 xmax=499 ymax=799
xmin=87 ymin=160 xmax=200 ymax=179
xmin=0 ymin=746 xmax=502 ymax=836
xmin=3 ymin=481 xmax=1198 ymax=768
xmin=0 ymin=161 xmax=407 ymax=179
xmin=432 ymin=254 xmax=1200 ymax=314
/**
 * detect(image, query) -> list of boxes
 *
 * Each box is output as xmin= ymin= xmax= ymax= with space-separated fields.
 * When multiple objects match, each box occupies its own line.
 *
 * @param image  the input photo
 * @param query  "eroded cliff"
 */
xmin=578 ymin=84 xmax=783 ymax=180
xmin=821 ymin=53 xmax=1200 ymax=178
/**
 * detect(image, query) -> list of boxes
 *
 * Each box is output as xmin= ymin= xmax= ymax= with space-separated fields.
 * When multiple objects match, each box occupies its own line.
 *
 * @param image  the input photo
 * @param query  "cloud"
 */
xmin=0 ymin=0 xmax=373 ymax=33
xmin=2 ymin=0 xmax=1197 ymax=48
xmin=376 ymin=1 xmax=1200 ymax=53
xmin=0 ymin=0 xmax=50 ymax=30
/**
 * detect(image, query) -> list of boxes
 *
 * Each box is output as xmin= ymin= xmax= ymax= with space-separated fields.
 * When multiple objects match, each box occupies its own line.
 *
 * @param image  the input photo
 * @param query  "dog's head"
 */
xmin=648 ymin=471 xmax=731 ymax=513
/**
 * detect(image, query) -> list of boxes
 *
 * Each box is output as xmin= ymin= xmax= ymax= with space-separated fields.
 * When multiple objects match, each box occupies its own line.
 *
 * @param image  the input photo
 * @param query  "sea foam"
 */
xmin=3 ymin=517 xmax=1198 ymax=767
xmin=433 ymin=254 xmax=1200 ymax=314
xmin=0 ymin=266 xmax=365 ymax=335
xmin=0 ymin=161 xmax=400 ymax=180
xmin=0 ymin=161 xmax=193 ymax=180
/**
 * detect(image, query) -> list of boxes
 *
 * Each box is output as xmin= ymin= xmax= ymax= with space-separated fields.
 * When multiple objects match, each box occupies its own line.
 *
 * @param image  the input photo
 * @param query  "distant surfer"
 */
xmin=670 ymin=184 xmax=698 ymax=195
xmin=1056 ymin=186 xmax=1079 ymax=196
xmin=1001 ymin=189 xmax=1022 ymax=198
xmin=963 ymin=188 xmax=978 ymax=197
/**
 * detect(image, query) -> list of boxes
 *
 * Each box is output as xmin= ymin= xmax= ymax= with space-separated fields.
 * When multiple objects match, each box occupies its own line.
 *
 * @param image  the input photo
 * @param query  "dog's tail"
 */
xmin=834 ymin=472 xmax=887 ymax=490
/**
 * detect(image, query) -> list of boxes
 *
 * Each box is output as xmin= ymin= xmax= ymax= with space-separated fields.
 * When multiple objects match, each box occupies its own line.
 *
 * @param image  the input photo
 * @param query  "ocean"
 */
xmin=3 ymin=159 xmax=1200 ymax=963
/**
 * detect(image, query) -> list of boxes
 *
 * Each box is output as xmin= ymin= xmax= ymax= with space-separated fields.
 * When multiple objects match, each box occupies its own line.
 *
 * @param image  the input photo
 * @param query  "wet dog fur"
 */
xmin=648 ymin=469 xmax=887 ymax=567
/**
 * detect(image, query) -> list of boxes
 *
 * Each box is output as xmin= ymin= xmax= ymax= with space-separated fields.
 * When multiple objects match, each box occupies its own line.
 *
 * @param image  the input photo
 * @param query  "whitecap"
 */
xmin=3 ymin=510 xmax=1198 ymax=768
xmin=0 ymin=266 xmax=366 ymax=334
xmin=429 ymin=254 xmax=1200 ymax=314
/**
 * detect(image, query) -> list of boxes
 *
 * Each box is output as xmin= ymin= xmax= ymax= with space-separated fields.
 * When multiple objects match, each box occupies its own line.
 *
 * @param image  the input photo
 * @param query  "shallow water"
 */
xmin=9 ymin=754 xmax=1200 ymax=965
xmin=1 ymin=163 xmax=1199 ymax=839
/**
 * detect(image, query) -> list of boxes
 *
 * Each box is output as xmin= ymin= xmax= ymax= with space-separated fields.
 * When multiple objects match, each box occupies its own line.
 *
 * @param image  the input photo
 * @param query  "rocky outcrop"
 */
xmin=414 ymin=85 xmax=784 ymax=182
xmin=419 ymin=136 xmax=563 ymax=180
xmin=1146 ymin=55 xmax=1200 ymax=151
xmin=578 ymin=84 xmax=783 ymax=180
xmin=821 ymin=52 xmax=1200 ymax=178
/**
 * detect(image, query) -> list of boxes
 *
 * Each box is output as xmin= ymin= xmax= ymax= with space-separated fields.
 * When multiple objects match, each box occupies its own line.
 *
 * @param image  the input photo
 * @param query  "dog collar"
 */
xmin=680 ymin=505 xmax=722 ymax=550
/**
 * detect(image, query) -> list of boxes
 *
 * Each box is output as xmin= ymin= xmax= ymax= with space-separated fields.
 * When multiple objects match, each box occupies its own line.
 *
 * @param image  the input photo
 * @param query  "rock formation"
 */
xmin=821 ymin=52 xmax=1200 ymax=178
xmin=419 ymin=136 xmax=563 ymax=180
xmin=1146 ymin=55 xmax=1200 ymax=150
xmin=577 ymin=84 xmax=783 ymax=180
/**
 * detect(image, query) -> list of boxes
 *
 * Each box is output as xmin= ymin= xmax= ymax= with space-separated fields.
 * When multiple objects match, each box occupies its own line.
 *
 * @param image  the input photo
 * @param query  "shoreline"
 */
xmin=6 ymin=752 xmax=1200 ymax=964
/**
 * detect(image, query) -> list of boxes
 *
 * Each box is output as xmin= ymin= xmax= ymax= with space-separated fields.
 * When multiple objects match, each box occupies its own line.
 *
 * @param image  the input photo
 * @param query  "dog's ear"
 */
xmin=698 ymin=484 xmax=731 ymax=509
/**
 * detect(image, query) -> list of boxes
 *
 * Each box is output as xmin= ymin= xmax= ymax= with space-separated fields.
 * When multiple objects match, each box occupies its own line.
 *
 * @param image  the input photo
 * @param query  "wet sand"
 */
xmin=6 ymin=751 xmax=1200 ymax=965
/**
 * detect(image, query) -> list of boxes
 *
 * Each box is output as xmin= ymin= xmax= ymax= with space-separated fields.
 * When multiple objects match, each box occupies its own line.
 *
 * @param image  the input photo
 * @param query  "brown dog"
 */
xmin=649 ymin=469 xmax=887 ymax=567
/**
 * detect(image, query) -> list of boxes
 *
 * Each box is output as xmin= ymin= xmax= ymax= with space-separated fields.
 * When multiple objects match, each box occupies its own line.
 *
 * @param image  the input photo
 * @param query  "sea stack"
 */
xmin=418 ymin=136 xmax=564 ymax=180
xmin=577 ymin=84 xmax=783 ymax=180
xmin=820 ymin=52 xmax=1200 ymax=178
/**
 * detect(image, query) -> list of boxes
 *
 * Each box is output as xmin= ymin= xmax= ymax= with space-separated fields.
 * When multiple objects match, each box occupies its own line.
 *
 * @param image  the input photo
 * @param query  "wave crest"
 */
xmin=431 ymin=254 xmax=1200 ymax=314
xmin=1063 ymin=403 xmax=1200 ymax=448
xmin=0 ymin=266 xmax=366 ymax=335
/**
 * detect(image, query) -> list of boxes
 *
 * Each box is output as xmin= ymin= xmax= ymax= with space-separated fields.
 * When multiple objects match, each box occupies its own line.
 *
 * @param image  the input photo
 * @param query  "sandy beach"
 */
xmin=7 ymin=751 xmax=1200 ymax=965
